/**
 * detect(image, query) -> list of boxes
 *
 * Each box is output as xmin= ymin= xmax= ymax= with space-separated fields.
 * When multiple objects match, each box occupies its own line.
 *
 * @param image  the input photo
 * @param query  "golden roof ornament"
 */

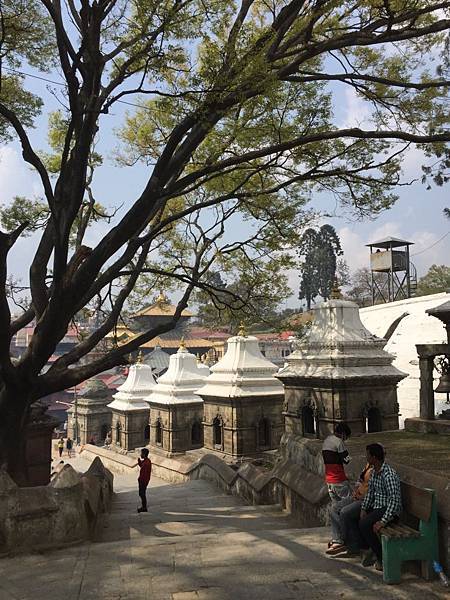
xmin=156 ymin=290 xmax=167 ymax=304
xmin=179 ymin=336 xmax=187 ymax=350
xmin=238 ymin=322 xmax=247 ymax=337
xmin=330 ymin=279 xmax=342 ymax=300
xmin=136 ymin=350 xmax=144 ymax=364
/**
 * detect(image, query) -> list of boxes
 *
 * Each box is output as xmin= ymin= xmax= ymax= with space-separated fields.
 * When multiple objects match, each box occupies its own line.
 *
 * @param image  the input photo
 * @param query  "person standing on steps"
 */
xmin=322 ymin=422 xmax=352 ymax=554
xmin=137 ymin=448 xmax=152 ymax=513
xmin=58 ymin=436 xmax=64 ymax=458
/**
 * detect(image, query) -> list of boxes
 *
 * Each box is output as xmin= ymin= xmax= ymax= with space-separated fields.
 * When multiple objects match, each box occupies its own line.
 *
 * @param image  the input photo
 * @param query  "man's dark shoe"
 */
xmin=361 ymin=549 xmax=376 ymax=567
xmin=137 ymin=507 xmax=148 ymax=513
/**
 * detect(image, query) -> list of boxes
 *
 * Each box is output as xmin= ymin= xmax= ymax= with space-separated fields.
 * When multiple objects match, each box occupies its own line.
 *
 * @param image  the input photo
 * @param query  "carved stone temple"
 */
xmin=196 ymin=327 xmax=285 ymax=456
xmin=107 ymin=358 xmax=156 ymax=451
xmin=67 ymin=379 xmax=112 ymax=445
xmin=147 ymin=342 xmax=209 ymax=455
xmin=277 ymin=295 xmax=407 ymax=438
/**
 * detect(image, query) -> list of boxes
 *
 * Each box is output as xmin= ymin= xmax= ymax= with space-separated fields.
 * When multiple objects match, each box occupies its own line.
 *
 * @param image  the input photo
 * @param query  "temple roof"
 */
xmin=196 ymin=332 xmax=284 ymax=399
xmin=108 ymin=361 xmax=156 ymax=411
xmin=277 ymin=298 xmax=408 ymax=382
xmin=147 ymin=344 xmax=208 ymax=405
xmin=144 ymin=345 xmax=170 ymax=374
xmin=132 ymin=292 xmax=193 ymax=318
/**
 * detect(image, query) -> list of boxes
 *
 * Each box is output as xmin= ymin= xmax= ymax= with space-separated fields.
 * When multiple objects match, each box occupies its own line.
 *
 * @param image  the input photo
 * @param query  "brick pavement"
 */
xmin=0 ymin=461 xmax=448 ymax=600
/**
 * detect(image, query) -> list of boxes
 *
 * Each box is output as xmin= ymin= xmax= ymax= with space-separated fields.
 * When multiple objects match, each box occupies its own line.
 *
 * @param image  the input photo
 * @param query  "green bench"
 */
xmin=381 ymin=482 xmax=439 ymax=584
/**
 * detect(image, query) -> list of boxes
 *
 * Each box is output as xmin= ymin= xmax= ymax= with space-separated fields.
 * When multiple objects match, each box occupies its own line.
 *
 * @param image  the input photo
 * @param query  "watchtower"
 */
xmin=367 ymin=237 xmax=416 ymax=304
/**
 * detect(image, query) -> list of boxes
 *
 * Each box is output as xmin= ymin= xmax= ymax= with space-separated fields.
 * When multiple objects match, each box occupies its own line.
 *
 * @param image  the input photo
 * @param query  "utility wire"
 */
xmin=2 ymin=66 xmax=171 ymax=113
xmin=411 ymin=231 xmax=450 ymax=256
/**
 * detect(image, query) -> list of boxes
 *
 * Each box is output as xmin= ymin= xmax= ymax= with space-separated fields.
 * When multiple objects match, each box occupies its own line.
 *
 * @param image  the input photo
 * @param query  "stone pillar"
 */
xmin=419 ymin=356 xmax=435 ymax=420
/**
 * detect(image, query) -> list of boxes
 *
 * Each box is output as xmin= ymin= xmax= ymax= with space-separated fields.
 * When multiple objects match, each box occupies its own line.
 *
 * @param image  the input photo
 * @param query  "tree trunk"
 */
xmin=0 ymin=385 xmax=31 ymax=485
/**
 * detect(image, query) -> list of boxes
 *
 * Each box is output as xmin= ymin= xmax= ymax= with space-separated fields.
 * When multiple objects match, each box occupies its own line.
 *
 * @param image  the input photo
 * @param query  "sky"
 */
xmin=1 ymin=59 xmax=449 ymax=312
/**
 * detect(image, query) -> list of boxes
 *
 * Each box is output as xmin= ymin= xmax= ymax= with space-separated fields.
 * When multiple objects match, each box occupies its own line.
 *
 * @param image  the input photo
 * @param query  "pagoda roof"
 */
xmin=108 ymin=362 xmax=156 ymax=411
xmin=132 ymin=292 xmax=193 ymax=318
xmin=147 ymin=344 xmax=207 ymax=405
xmin=196 ymin=332 xmax=284 ymax=399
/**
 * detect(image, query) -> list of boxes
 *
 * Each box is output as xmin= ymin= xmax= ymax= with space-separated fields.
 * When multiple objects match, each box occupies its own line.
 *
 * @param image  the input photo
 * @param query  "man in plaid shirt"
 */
xmin=359 ymin=443 xmax=402 ymax=570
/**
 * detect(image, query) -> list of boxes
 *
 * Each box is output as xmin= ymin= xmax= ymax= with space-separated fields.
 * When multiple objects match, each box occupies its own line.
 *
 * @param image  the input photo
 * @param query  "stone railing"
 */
xmin=0 ymin=457 xmax=113 ymax=554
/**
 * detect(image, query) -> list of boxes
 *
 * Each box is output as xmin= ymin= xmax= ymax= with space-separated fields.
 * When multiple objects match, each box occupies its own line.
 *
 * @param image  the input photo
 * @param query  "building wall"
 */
xmin=110 ymin=409 xmax=149 ymax=451
xmin=202 ymin=395 xmax=284 ymax=456
xmin=149 ymin=402 xmax=204 ymax=454
xmin=283 ymin=383 xmax=399 ymax=438
xmin=67 ymin=405 xmax=112 ymax=445
xmin=360 ymin=292 xmax=450 ymax=424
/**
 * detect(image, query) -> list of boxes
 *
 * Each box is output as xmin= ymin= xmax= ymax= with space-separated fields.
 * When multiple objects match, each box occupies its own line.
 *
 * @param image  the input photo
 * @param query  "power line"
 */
xmin=2 ymin=65 xmax=166 ymax=113
xmin=411 ymin=231 xmax=450 ymax=256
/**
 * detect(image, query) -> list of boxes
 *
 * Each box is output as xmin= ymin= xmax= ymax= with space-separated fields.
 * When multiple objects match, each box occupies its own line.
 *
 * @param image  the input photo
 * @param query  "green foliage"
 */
xmin=417 ymin=264 xmax=450 ymax=296
xmin=0 ymin=0 xmax=54 ymax=141
xmin=0 ymin=196 xmax=48 ymax=235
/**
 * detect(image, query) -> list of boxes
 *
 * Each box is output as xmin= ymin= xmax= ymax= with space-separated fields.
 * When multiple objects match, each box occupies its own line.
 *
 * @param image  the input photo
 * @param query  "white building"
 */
xmin=360 ymin=292 xmax=450 ymax=424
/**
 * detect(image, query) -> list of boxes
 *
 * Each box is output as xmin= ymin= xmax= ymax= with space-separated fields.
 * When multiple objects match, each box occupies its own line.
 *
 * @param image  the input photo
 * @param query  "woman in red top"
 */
xmin=137 ymin=448 xmax=152 ymax=513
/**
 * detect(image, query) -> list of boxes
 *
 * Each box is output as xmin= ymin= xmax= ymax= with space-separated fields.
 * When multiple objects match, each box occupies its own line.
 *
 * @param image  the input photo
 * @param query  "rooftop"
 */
xmin=366 ymin=236 xmax=414 ymax=249
xmin=132 ymin=292 xmax=193 ymax=318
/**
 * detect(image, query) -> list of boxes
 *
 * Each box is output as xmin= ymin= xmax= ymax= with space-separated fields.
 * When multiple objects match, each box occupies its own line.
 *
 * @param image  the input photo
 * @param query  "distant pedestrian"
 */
xmin=66 ymin=437 xmax=73 ymax=458
xmin=137 ymin=448 xmax=152 ymax=513
xmin=58 ymin=437 xmax=64 ymax=458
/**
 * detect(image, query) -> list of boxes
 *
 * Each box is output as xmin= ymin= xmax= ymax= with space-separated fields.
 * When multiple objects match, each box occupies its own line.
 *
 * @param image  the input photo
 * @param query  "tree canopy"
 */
xmin=416 ymin=264 xmax=450 ymax=296
xmin=0 ymin=0 xmax=450 ymax=480
xmin=298 ymin=224 xmax=343 ymax=309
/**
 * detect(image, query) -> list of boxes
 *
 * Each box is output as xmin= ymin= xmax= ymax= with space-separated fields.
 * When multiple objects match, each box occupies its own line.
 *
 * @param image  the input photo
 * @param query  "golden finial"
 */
xmin=179 ymin=336 xmax=187 ymax=350
xmin=238 ymin=322 xmax=247 ymax=337
xmin=330 ymin=278 xmax=342 ymax=300
xmin=156 ymin=290 xmax=167 ymax=304
xmin=137 ymin=350 xmax=144 ymax=364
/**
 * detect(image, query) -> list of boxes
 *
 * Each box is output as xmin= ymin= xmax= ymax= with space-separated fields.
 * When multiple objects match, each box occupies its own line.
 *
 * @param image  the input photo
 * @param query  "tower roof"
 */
xmin=108 ymin=362 xmax=156 ymax=411
xmin=147 ymin=344 xmax=208 ymax=405
xmin=196 ymin=332 xmax=284 ymax=399
xmin=366 ymin=236 xmax=414 ymax=249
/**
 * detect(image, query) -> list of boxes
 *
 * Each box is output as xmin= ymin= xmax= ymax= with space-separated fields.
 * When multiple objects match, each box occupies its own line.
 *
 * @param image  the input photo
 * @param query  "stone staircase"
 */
xmin=0 ymin=476 xmax=447 ymax=599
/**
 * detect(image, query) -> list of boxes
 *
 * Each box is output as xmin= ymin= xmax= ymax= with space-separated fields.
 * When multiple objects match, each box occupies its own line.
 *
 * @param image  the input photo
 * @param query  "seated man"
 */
xmin=359 ymin=443 xmax=402 ymax=571
xmin=326 ymin=462 xmax=372 ymax=556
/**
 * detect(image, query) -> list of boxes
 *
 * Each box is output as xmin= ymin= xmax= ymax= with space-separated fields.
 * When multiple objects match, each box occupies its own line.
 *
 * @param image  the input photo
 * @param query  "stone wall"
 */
xmin=280 ymin=433 xmax=450 ymax=569
xmin=0 ymin=457 xmax=113 ymax=554
xmin=149 ymin=402 xmax=204 ymax=454
xmin=203 ymin=395 xmax=284 ymax=456
xmin=111 ymin=409 xmax=149 ymax=451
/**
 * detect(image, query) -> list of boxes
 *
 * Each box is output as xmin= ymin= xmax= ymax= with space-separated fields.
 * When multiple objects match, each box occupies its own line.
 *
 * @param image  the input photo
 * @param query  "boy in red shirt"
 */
xmin=137 ymin=448 xmax=152 ymax=513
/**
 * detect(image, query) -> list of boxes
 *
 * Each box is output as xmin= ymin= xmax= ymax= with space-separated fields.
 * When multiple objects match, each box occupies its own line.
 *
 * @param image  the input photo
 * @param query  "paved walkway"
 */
xmin=0 ymin=457 xmax=448 ymax=599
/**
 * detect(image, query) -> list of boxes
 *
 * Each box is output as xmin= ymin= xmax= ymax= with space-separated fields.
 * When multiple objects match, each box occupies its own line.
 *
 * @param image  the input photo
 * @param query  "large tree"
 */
xmin=298 ymin=224 xmax=343 ymax=308
xmin=0 ymin=0 xmax=450 ymax=482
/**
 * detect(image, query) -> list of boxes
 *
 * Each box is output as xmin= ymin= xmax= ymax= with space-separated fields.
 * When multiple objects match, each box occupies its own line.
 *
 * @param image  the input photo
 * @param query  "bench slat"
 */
xmin=382 ymin=523 xmax=420 ymax=539
xmin=400 ymin=482 xmax=433 ymax=522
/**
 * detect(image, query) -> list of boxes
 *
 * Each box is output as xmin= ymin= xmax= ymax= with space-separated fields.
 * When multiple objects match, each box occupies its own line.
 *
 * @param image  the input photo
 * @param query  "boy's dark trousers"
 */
xmin=139 ymin=481 xmax=148 ymax=510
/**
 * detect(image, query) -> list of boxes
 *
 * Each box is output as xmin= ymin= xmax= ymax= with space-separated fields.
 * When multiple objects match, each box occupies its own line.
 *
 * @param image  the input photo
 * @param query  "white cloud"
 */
xmin=340 ymin=88 xmax=372 ymax=129
xmin=0 ymin=145 xmax=41 ymax=205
